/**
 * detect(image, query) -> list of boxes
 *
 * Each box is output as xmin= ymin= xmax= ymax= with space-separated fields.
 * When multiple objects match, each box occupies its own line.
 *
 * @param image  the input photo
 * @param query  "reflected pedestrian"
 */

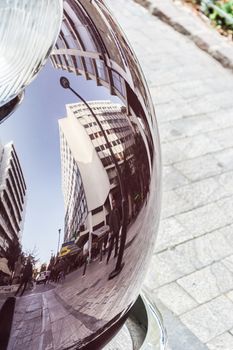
xmin=106 ymin=199 xmax=121 ymax=264
xmin=15 ymin=259 xmax=33 ymax=296
xmin=57 ymin=258 xmax=66 ymax=283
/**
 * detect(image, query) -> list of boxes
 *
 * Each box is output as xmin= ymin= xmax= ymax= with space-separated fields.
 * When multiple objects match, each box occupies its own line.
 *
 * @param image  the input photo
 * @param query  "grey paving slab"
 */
xmin=214 ymin=148 xmax=233 ymax=172
xmin=174 ymin=176 xmax=229 ymax=209
xmin=162 ymin=165 xmax=189 ymax=191
xmin=210 ymin=108 xmax=233 ymax=129
xmin=222 ymin=255 xmax=233 ymax=274
xmin=177 ymin=262 xmax=233 ymax=304
xmin=164 ymin=114 xmax=219 ymax=140
xmin=105 ymin=0 xmax=233 ymax=348
xmin=156 ymin=282 xmax=197 ymax=315
xmin=166 ymin=135 xmax=222 ymax=166
xmin=154 ymin=217 xmax=192 ymax=252
xmin=155 ymin=299 xmax=209 ymax=350
xmin=217 ymin=196 xmax=233 ymax=222
xmin=219 ymin=168 xmax=233 ymax=187
xmin=180 ymin=296 xmax=233 ymax=343
xmin=208 ymin=127 xmax=233 ymax=149
xmin=174 ymin=154 xmax=224 ymax=182
xmin=207 ymin=332 xmax=233 ymax=350
xmin=176 ymin=202 xmax=231 ymax=237
xmin=161 ymin=189 xmax=192 ymax=218
xmin=147 ymin=226 xmax=233 ymax=290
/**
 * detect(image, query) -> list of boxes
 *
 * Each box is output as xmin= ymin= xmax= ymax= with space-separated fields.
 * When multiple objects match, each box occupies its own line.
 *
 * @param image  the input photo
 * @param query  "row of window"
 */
xmin=11 ymin=149 xmax=26 ymax=191
xmin=2 ymin=191 xmax=20 ymax=233
xmin=52 ymin=53 xmax=126 ymax=100
xmin=0 ymin=200 xmax=17 ymax=240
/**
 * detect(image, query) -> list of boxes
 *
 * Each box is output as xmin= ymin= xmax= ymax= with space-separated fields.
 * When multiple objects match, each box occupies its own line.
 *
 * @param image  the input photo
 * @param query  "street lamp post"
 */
xmin=57 ymin=229 xmax=61 ymax=257
xmin=60 ymin=76 xmax=128 ymax=279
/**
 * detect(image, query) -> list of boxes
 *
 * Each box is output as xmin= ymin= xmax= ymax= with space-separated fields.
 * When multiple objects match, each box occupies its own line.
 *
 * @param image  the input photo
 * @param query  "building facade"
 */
xmin=0 ymin=142 xmax=26 ymax=256
xmin=59 ymin=100 xmax=136 ymax=243
xmin=50 ymin=0 xmax=154 ymax=167
xmin=59 ymin=127 xmax=88 ymax=242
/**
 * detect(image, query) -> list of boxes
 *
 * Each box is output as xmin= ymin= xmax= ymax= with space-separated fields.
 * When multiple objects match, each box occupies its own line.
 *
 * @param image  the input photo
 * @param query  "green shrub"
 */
xmin=209 ymin=1 xmax=233 ymax=32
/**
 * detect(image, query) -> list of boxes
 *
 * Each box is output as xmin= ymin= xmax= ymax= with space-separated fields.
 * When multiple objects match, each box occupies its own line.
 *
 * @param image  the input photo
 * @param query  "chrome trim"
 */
xmin=141 ymin=292 xmax=168 ymax=350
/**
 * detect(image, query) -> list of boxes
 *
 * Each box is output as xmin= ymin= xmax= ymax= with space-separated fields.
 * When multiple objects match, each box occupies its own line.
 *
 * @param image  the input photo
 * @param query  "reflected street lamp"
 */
xmin=57 ymin=229 xmax=61 ymax=257
xmin=60 ymin=76 xmax=128 ymax=279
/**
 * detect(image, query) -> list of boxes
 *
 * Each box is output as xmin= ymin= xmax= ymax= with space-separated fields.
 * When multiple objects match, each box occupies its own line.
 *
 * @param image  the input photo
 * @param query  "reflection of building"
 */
xmin=59 ymin=101 xmax=135 ymax=243
xmin=0 ymin=142 xmax=26 ymax=256
xmin=50 ymin=0 xmax=127 ymax=102
xmin=50 ymin=0 xmax=154 ymax=166
xmin=59 ymin=125 xmax=88 ymax=243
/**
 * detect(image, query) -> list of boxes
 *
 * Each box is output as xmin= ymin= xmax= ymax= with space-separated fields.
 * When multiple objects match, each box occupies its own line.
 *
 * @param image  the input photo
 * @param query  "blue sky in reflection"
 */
xmin=0 ymin=62 xmax=119 ymax=264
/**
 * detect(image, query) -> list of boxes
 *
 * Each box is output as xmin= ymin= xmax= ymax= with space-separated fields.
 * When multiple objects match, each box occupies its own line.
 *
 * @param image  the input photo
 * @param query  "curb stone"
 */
xmin=134 ymin=0 xmax=233 ymax=72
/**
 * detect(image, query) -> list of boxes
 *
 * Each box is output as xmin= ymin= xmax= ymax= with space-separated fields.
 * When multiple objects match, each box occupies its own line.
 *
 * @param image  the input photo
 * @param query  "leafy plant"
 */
xmin=5 ymin=241 xmax=22 ymax=272
xmin=183 ymin=0 xmax=233 ymax=36
xmin=209 ymin=1 xmax=233 ymax=33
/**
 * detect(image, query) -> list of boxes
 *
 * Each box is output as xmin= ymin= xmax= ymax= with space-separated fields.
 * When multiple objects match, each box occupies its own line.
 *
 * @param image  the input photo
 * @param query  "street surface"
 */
xmin=7 ymin=202 xmax=157 ymax=349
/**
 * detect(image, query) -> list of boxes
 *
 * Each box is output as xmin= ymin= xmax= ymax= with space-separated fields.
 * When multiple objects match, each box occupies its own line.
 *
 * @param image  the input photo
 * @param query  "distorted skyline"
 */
xmin=0 ymin=60 xmax=120 ymax=264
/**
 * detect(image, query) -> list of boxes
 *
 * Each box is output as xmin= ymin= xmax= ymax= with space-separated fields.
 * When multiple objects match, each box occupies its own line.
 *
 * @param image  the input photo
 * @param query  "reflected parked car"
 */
xmin=36 ymin=271 xmax=51 ymax=284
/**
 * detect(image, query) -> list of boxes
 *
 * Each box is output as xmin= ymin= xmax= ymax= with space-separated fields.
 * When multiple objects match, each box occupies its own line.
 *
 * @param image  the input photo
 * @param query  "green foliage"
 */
xmin=204 ymin=1 xmax=233 ymax=32
xmin=221 ymin=0 xmax=233 ymax=15
xmin=184 ymin=0 xmax=233 ymax=35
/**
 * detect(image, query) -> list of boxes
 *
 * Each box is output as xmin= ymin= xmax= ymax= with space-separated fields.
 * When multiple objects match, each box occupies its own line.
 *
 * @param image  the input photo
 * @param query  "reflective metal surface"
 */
xmin=0 ymin=1 xmax=161 ymax=349
xmin=0 ymin=0 xmax=63 ymax=109
xmin=104 ymin=293 xmax=168 ymax=350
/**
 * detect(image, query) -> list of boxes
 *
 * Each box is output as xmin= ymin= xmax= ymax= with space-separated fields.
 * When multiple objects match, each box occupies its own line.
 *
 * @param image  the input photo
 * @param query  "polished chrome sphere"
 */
xmin=0 ymin=1 xmax=161 ymax=349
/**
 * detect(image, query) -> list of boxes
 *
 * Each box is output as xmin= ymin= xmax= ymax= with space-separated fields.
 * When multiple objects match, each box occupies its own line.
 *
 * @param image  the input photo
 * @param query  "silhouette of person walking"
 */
xmin=106 ymin=199 xmax=121 ymax=264
xmin=15 ymin=259 xmax=33 ymax=296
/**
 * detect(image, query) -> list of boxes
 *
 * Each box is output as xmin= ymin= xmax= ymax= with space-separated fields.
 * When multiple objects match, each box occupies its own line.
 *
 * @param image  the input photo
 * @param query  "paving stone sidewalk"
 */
xmin=106 ymin=0 xmax=233 ymax=349
xmin=134 ymin=0 xmax=233 ymax=71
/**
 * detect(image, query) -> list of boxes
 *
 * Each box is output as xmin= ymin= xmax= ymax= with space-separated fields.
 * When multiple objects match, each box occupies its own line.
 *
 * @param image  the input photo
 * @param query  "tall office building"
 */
xmin=0 ymin=142 xmax=26 ymax=256
xmin=59 ymin=100 xmax=136 ymax=242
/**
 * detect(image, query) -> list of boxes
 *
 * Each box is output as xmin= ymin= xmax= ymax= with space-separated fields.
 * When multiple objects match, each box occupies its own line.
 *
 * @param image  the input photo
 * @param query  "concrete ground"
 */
xmin=106 ymin=0 xmax=233 ymax=349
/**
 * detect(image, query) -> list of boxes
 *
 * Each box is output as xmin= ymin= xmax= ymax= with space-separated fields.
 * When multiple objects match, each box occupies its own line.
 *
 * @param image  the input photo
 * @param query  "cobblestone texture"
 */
xmin=106 ymin=0 xmax=233 ymax=349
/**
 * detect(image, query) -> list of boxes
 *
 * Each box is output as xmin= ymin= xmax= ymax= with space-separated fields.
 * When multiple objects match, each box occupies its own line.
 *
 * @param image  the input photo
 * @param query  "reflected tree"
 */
xmin=47 ymin=255 xmax=56 ymax=271
xmin=5 ymin=241 xmax=21 ymax=273
xmin=24 ymin=247 xmax=39 ymax=267
xmin=40 ymin=263 xmax=47 ymax=272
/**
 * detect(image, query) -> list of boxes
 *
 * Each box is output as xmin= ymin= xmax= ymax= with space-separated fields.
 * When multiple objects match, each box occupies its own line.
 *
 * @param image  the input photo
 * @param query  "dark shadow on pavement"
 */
xmin=0 ymin=297 xmax=16 ymax=350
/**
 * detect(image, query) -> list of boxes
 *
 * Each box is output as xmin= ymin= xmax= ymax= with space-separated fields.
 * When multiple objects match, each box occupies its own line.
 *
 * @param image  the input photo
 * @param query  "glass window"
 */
xmin=112 ymin=70 xmax=125 ymax=96
xmin=84 ymin=57 xmax=94 ymax=74
xmin=60 ymin=55 xmax=67 ymax=67
xmin=75 ymin=55 xmax=83 ymax=70
xmin=56 ymin=37 xmax=66 ymax=49
xmin=65 ymin=54 xmax=74 ymax=68
xmin=74 ymin=24 xmax=96 ymax=52
xmin=96 ymin=60 xmax=106 ymax=81
xmin=64 ymin=34 xmax=77 ymax=49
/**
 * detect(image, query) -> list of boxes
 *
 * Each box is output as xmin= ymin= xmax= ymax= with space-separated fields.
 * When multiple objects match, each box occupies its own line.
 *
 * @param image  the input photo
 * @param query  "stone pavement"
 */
xmin=105 ymin=0 xmax=233 ymax=349
xmin=6 ymin=202 xmax=155 ymax=349
xmin=134 ymin=0 xmax=233 ymax=71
